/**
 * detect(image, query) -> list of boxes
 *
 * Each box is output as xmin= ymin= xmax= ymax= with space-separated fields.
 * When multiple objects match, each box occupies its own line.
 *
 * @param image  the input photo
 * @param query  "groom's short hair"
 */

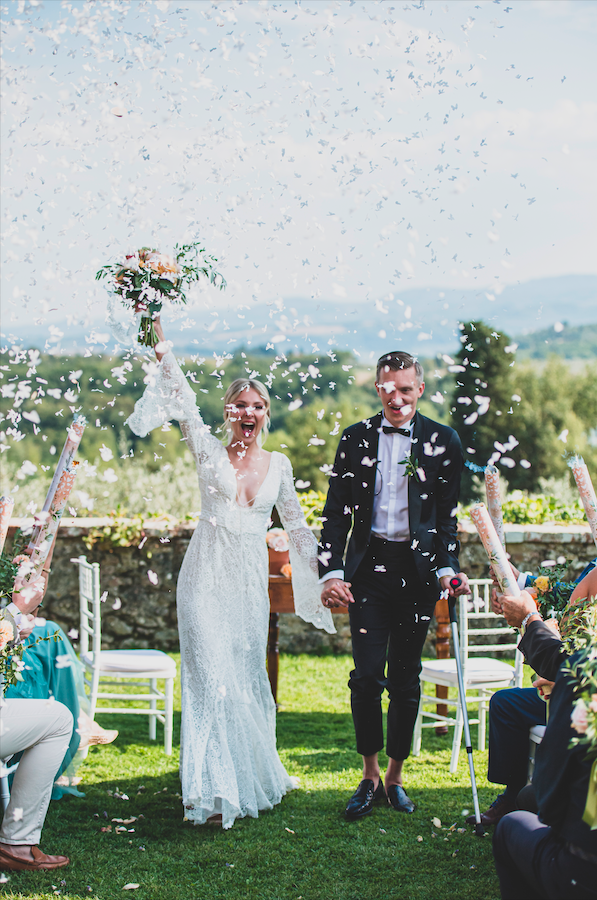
xmin=376 ymin=351 xmax=424 ymax=385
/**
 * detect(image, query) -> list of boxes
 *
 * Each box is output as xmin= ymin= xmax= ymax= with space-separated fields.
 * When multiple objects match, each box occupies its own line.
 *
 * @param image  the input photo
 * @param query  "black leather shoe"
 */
xmin=345 ymin=778 xmax=387 ymax=820
xmin=387 ymin=784 xmax=415 ymax=814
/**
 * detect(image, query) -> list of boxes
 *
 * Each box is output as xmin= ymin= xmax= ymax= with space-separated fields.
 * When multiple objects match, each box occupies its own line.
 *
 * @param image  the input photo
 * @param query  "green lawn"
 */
xmin=3 ymin=654 xmax=528 ymax=900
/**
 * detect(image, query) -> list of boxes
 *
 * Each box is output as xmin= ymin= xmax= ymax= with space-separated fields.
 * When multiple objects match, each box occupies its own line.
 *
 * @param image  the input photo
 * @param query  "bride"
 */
xmin=126 ymin=318 xmax=334 ymax=829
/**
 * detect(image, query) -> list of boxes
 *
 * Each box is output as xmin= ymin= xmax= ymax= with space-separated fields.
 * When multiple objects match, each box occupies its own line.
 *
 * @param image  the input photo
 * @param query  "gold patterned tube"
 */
xmin=485 ymin=465 xmax=505 ymax=548
xmin=0 ymin=495 xmax=14 ymax=555
xmin=26 ymin=414 xmax=86 ymax=557
xmin=469 ymin=502 xmax=520 ymax=596
xmin=569 ymin=456 xmax=597 ymax=550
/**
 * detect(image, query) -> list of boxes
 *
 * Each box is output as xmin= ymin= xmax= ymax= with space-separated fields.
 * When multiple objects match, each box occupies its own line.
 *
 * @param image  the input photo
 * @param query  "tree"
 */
xmin=451 ymin=321 xmax=517 ymax=502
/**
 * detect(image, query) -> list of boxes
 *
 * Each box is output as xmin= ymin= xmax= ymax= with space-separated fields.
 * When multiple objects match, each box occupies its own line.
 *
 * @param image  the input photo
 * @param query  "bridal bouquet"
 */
xmin=96 ymin=242 xmax=226 ymax=347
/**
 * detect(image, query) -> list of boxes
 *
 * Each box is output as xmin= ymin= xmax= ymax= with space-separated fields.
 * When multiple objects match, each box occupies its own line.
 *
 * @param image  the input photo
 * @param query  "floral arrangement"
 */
xmin=0 ymin=609 xmax=58 ymax=689
xmin=529 ymin=561 xmax=577 ymax=622
xmin=96 ymin=241 xmax=226 ymax=347
xmin=266 ymin=528 xmax=289 ymax=552
xmin=564 ymin=631 xmax=597 ymax=830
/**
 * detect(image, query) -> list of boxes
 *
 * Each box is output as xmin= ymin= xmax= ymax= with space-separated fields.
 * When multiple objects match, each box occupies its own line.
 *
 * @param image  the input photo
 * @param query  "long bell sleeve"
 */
xmin=275 ymin=455 xmax=335 ymax=635
xmin=125 ymin=349 xmax=218 ymax=464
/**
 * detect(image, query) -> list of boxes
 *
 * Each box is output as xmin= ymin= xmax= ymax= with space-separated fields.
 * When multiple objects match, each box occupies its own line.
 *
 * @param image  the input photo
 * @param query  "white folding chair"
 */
xmin=413 ymin=578 xmax=524 ymax=773
xmin=528 ymin=724 xmax=546 ymax=783
xmin=73 ymin=555 xmax=176 ymax=755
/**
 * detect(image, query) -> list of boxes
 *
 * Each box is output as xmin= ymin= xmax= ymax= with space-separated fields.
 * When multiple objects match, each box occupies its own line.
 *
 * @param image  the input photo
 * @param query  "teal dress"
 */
xmin=5 ymin=620 xmax=87 ymax=798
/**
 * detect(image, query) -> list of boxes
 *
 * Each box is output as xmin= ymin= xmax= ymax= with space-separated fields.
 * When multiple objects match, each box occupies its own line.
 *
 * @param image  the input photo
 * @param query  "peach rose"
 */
xmin=0 ymin=617 xmax=14 ymax=652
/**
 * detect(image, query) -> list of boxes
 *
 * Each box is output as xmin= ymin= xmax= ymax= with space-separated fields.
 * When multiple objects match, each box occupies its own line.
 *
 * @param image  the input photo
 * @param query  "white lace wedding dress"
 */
xmin=126 ymin=350 xmax=335 ymax=829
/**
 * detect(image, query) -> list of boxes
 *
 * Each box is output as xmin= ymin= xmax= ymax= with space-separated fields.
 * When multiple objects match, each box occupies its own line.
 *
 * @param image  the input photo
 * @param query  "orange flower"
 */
xmin=280 ymin=563 xmax=292 ymax=579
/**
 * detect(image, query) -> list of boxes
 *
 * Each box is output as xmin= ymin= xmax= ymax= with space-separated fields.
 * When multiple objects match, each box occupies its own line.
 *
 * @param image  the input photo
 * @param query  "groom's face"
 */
xmin=376 ymin=366 xmax=425 ymax=427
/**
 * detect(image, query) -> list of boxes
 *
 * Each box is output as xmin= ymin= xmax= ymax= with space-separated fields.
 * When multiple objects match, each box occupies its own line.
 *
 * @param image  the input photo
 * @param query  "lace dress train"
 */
xmin=126 ymin=350 xmax=334 ymax=828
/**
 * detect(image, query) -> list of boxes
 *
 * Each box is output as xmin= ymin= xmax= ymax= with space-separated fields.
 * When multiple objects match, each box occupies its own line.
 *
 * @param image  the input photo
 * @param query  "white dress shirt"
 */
xmin=320 ymin=414 xmax=455 ymax=583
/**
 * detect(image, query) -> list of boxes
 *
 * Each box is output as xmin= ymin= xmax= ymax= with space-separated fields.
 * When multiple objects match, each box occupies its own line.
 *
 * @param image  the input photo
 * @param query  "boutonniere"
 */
xmin=398 ymin=452 xmax=425 ymax=483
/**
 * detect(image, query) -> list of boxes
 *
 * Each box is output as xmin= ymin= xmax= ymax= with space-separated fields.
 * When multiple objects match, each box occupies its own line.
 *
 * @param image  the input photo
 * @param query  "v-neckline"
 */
xmin=224 ymin=448 xmax=275 ymax=509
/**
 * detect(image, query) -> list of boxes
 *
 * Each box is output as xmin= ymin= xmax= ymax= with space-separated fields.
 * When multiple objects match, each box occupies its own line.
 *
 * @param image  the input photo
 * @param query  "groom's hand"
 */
xmin=321 ymin=578 xmax=354 ymax=609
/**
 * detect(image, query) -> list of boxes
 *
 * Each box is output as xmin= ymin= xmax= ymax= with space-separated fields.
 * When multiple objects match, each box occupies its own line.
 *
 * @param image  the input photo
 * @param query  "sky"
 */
xmin=2 ymin=0 xmax=597 ymax=352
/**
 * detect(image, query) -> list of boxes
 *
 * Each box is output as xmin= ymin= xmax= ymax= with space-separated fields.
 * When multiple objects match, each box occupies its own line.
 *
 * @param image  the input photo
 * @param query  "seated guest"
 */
xmin=1 ymin=577 xmax=71 ymax=871
xmin=468 ymin=564 xmax=597 ymax=827
xmin=3 ymin=541 xmax=117 ymax=798
xmin=492 ymin=608 xmax=597 ymax=899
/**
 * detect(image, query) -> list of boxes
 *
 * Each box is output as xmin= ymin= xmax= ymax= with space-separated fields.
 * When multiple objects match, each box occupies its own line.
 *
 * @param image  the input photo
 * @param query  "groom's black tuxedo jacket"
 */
xmin=318 ymin=411 xmax=463 ymax=604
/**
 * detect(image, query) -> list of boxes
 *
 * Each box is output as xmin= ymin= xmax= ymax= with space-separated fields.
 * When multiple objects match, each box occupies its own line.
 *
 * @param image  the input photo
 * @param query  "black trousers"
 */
xmin=488 ymin=687 xmax=547 ymax=792
xmin=348 ymin=538 xmax=435 ymax=761
xmin=493 ymin=811 xmax=597 ymax=899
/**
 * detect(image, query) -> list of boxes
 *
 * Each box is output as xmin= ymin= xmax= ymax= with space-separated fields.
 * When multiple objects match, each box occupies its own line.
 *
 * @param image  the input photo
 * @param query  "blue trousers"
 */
xmin=494 ymin=811 xmax=597 ymax=899
xmin=488 ymin=687 xmax=547 ymax=792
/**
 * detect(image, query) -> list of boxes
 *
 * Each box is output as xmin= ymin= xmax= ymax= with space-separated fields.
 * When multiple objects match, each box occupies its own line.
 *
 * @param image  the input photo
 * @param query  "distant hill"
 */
xmin=514 ymin=322 xmax=597 ymax=360
xmin=3 ymin=273 xmax=596 ymax=358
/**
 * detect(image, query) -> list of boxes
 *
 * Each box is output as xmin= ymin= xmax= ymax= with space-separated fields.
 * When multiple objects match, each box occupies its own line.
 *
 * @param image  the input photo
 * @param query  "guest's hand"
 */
xmin=17 ymin=614 xmax=36 ymax=641
xmin=439 ymin=572 xmax=470 ymax=598
xmin=498 ymin=590 xmax=538 ymax=628
xmin=12 ymin=575 xmax=47 ymax=616
xmin=321 ymin=578 xmax=354 ymax=609
xmin=489 ymin=560 xmax=520 ymax=588
xmin=490 ymin=586 xmax=502 ymax=615
xmin=532 ymin=676 xmax=554 ymax=699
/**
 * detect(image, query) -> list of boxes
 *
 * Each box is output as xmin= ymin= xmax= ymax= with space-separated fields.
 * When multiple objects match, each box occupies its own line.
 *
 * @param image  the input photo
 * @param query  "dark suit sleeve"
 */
xmin=533 ymin=653 xmax=596 ymax=851
xmin=318 ymin=429 xmax=355 ymax=578
xmin=518 ymin=618 xmax=566 ymax=681
xmin=433 ymin=427 xmax=463 ymax=572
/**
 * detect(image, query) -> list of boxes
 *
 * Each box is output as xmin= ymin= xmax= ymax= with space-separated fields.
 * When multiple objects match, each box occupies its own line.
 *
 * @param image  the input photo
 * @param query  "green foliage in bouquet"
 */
xmin=531 ymin=561 xmax=577 ymax=621
xmin=96 ymin=241 xmax=226 ymax=347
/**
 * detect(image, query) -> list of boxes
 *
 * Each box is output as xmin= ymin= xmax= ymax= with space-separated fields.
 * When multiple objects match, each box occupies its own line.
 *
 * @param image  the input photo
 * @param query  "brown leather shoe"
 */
xmin=0 ymin=844 xmax=70 ymax=871
xmin=466 ymin=794 xmax=516 ymax=827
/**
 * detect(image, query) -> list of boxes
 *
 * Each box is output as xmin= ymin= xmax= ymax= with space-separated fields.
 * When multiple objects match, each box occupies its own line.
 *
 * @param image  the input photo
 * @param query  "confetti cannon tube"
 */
xmin=22 ymin=462 xmax=79 ymax=582
xmin=484 ymin=464 xmax=505 ymax=548
xmin=26 ymin=414 xmax=86 ymax=557
xmin=0 ymin=495 xmax=15 ymax=554
xmin=469 ymin=503 xmax=520 ymax=597
xmin=569 ymin=456 xmax=597 ymax=550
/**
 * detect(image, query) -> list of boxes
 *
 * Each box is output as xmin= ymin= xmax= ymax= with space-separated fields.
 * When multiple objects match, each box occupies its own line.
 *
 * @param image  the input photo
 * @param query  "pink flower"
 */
xmin=589 ymin=694 xmax=597 ymax=714
xmin=571 ymin=700 xmax=589 ymax=734
xmin=0 ymin=618 xmax=14 ymax=652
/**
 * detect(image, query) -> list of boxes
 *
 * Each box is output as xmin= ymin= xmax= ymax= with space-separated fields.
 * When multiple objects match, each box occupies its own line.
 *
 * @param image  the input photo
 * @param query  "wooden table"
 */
xmin=268 ymin=576 xmax=451 ymax=731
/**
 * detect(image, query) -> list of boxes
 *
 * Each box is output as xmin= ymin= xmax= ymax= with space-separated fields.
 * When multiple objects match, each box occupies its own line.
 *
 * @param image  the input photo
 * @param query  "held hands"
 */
xmin=321 ymin=578 xmax=354 ymax=609
xmin=497 ymin=590 xmax=538 ymax=628
xmin=439 ymin=572 xmax=470 ymax=599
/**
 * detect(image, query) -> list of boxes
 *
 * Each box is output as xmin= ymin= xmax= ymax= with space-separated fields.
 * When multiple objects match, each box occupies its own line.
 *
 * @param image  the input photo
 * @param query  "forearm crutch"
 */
xmin=449 ymin=577 xmax=485 ymax=837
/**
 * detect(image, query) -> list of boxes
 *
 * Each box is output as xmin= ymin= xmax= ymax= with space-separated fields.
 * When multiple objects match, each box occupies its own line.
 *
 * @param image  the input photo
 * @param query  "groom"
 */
xmin=319 ymin=350 xmax=470 ymax=818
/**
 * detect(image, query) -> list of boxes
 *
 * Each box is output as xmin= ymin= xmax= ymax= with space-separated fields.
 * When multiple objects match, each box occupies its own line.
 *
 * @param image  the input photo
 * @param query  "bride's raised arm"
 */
xmin=275 ymin=455 xmax=335 ymax=635
xmin=125 ymin=317 xmax=217 ymax=464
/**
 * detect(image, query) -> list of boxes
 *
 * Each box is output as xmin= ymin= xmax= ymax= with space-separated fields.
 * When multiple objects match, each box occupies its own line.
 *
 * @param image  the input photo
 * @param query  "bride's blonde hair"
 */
xmin=223 ymin=378 xmax=272 ymax=446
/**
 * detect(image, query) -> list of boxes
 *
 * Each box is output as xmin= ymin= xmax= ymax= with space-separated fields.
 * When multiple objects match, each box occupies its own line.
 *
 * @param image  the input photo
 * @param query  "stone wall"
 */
xmin=8 ymin=519 xmax=594 ymax=655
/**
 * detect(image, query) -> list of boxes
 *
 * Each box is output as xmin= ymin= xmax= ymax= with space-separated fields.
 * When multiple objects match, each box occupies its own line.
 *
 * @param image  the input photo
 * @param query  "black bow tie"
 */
xmin=382 ymin=426 xmax=411 ymax=436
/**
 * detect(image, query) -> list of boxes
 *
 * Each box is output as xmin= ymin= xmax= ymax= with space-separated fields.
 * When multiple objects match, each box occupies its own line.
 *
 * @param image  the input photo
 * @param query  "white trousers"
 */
xmin=0 ymin=698 xmax=73 ymax=845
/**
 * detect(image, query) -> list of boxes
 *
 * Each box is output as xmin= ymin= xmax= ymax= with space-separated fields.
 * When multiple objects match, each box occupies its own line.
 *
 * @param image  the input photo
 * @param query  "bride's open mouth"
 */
xmin=241 ymin=421 xmax=256 ymax=438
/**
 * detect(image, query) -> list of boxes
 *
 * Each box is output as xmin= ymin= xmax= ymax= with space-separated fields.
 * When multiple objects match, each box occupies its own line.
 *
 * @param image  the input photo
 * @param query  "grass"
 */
xmin=2 ymin=654 xmax=531 ymax=900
